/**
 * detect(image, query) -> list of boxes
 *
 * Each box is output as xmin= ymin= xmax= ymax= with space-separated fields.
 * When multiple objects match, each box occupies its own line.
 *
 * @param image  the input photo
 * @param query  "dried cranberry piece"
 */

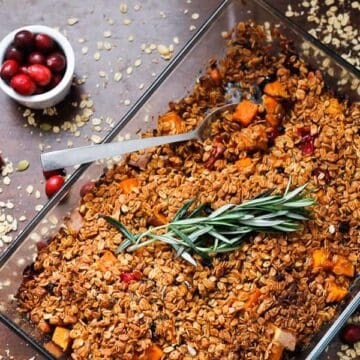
xmin=205 ymin=136 xmax=225 ymax=169
xmin=120 ymin=270 xmax=142 ymax=283
xmin=267 ymin=127 xmax=280 ymax=146
xmin=311 ymin=168 xmax=331 ymax=184
xmin=299 ymin=134 xmax=315 ymax=155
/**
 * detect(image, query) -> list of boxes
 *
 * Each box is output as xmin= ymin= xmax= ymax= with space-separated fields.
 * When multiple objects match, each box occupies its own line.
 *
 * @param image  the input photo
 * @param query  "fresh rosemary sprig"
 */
xmin=103 ymin=181 xmax=316 ymax=266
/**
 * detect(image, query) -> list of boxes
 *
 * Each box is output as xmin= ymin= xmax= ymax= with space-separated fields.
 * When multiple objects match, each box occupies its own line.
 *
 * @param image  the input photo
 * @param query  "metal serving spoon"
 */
xmin=41 ymin=103 xmax=236 ymax=171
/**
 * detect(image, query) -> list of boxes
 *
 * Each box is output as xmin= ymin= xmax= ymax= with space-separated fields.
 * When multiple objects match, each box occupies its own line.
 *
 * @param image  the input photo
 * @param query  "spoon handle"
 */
xmin=41 ymin=130 xmax=197 ymax=171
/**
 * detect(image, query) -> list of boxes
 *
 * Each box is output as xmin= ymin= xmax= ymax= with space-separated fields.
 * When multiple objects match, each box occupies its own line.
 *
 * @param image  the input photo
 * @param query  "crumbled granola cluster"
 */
xmin=17 ymin=22 xmax=359 ymax=359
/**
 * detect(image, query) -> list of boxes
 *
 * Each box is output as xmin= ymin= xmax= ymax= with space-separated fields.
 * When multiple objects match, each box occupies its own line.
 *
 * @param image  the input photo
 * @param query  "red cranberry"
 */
xmin=45 ymin=175 xmax=64 ymax=197
xmin=120 ymin=271 xmax=142 ymax=283
xmin=341 ymin=324 xmax=360 ymax=344
xmin=297 ymin=127 xmax=311 ymax=137
xmin=311 ymin=168 xmax=331 ymax=184
xmin=28 ymin=51 xmax=46 ymax=65
xmin=205 ymin=135 xmax=225 ymax=169
xmin=34 ymin=33 xmax=54 ymax=53
xmin=28 ymin=64 xmax=51 ymax=86
xmin=46 ymin=52 xmax=66 ymax=73
xmin=5 ymin=46 xmax=24 ymax=63
xmin=1 ymin=60 xmax=19 ymax=82
xmin=80 ymin=181 xmax=95 ymax=197
xmin=10 ymin=74 xmax=36 ymax=95
xmin=299 ymin=135 xmax=315 ymax=155
xmin=48 ymin=73 xmax=62 ymax=89
xmin=14 ymin=30 xmax=34 ymax=49
xmin=43 ymin=168 xmax=66 ymax=179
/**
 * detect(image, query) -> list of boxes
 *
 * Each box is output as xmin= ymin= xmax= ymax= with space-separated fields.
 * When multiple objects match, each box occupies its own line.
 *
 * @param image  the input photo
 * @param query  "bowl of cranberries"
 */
xmin=0 ymin=25 xmax=74 ymax=109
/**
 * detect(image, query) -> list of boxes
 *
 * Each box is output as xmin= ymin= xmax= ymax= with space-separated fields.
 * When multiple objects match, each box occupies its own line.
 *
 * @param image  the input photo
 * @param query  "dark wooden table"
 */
xmin=0 ymin=0 xmax=358 ymax=359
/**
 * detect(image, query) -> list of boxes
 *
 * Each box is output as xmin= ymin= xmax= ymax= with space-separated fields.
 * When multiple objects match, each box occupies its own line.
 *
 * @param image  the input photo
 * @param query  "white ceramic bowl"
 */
xmin=0 ymin=25 xmax=75 ymax=109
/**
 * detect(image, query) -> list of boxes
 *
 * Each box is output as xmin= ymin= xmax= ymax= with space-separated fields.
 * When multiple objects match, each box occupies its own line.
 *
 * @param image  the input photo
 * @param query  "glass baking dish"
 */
xmin=0 ymin=0 xmax=359 ymax=359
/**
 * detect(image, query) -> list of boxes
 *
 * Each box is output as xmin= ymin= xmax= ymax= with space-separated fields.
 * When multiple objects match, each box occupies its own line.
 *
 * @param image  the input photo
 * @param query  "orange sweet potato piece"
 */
xmin=139 ymin=345 xmax=164 ymax=360
xmin=232 ymin=100 xmax=259 ymax=127
xmin=263 ymin=95 xmax=285 ymax=127
xmin=264 ymin=81 xmax=288 ymax=98
xmin=332 ymin=255 xmax=354 ymax=277
xmin=326 ymin=279 xmax=348 ymax=303
xmin=326 ymin=98 xmax=343 ymax=115
xmin=235 ymin=157 xmax=252 ymax=168
xmin=52 ymin=326 xmax=71 ymax=351
xmin=98 ymin=250 xmax=118 ymax=272
xmin=158 ymin=112 xmax=185 ymax=135
xmin=119 ymin=178 xmax=139 ymax=194
xmin=209 ymin=67 xmax=222 ymax=84
xmin=312 ymin=249 xmax=333 ymax=272
xmin=269 ymin=343 xmax=284 ymax=360
xmin=44 ymin=341 xmax=64 ymax=359
xmin=245 ymin=288 xmax=261 ymax=310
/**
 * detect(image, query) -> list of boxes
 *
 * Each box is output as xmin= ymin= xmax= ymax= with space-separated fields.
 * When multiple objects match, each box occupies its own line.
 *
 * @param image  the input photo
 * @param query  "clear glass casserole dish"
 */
xmin=0 ymin=0 xmax=359 ymax=359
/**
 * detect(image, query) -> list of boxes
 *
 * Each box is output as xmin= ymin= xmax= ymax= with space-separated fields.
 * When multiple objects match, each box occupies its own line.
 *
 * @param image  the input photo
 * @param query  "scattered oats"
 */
xmin=94 ymin=52 xmax=101 ymax=61
xmin=189 ymin=25 xmax=196 ymax=31
xmin=124 ymin=133 xmax=131 ymax=140
xmin=35 ymin=190 xmax=41 ymax=199
xmin=104 ymin=41 xmax=112 ymax=50
xmin=104 ymin=30 xmax=112 ymax=38
xmin=184 ymin=9 xmax=189 ymax=14
xmin=67 ymin=17 xmax=79 ymax=26
xmin=173 ymin=36 xmax=179 ymax=44
xmin=124 ymin=99 xmax=131 ymax=106
xmin=97 ymin=41 xmax=104 ymax=50
xmin=3 ymin=177 xmax=10 ymax=185
xmin=16 ymin=160 xmax=29 ymax=172
xmin=48 ymin=215 xmax=58 ymax=225
xmin=139 ymin=83 xmax=144 ymax=90
xmin=150 ymin=43 xmax=157 ymax=50
xmin=114 ymin=72 xmax=123 ymax=81
xmin=99 ymin=70 xmax=107 ymax=78
xmin=134 ymin=4 xmax=141 ymax=11
xmin=91 ymin=135 xmax=102 ymax=144
xmin=6 ymin=202 xmax=14 ymax=209
xmin=53 ymin=126 xmax=60 ymax=133
xmin=191 ymin=13 xmax=199 ymax=20
xmin=123 ymin=18 xmax=132 ymax=25
xmin=128 ymin=35 xmax=135 ymax=42
xmin=35 ymin=205 xmax=43 ymax=212
xmin=19 ymin=215 xmax=26 ymax=222
xmin=159 ymin=11 xmax=166 ymax=18
xmin=157 ymin=44 xmax=173 ymax=60
xmin=119 ymin=3 xmax=128 ymax=13
xmin=134 ymin=59 xmax=142 ymax=67
xmin=107 ymin=17 xmax=115 ymax=25
xmin=81 ymin=46 xmax=88 ymax=55
xmin=26 ymin=185 xmax=34 ymax=195
xmin=145 ymin=47 xmax=152 ymax=54
xmin=78 ymin=37 xmax=86 ymax=43
xmin=126 ymin=66 xmax=133 ymax=75
xmin=67 ymin=140 xmax=73 ymax=148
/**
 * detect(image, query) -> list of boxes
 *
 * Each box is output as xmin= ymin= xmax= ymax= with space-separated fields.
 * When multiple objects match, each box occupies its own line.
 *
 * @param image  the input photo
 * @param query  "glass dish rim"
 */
xmin=0 ymin=0 xmax=359 ymax=359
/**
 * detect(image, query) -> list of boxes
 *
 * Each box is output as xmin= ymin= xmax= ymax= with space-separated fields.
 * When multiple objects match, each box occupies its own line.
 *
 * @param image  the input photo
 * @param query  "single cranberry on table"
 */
xmin=341 ymin=324 xmax=360 ymax=344
xmin=27 ymin=64 xmax=51 ymax=86
xmin=46 ymin=52 xmax=66 ymax=73
xmin=0 ymin=60 xmax=19 ymax=82
xmin=14 ymin=30 xmax=34 ymax=49
xmin=5 ymin=46 xmax=24 ymax=63
xmin=28 ymin=51 xmax=46 ymax=65
xmin=10 ymin=74 xmax=36 ymax=95
xmin=34 ymin=33 xmax=54 ymax=53
xmin=43 ymin=168 xmax=66 ymax=179
xmin=45 ymin=175 xmax=64 ymax=197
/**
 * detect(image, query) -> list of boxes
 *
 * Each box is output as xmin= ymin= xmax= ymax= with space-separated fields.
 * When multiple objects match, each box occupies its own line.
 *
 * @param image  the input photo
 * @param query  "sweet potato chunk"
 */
xmin=52 ymin=326 xmax=71 ymax=351
xmin=245 ymin=288 xmax=261 ymax=310
xmin=312 ymin=249 xmax=333 ymax=272
xmin=139 ymin=345 xmax=164 ymax=360
xmin=326 ymin=98 xmax=343 ymax=115
xmin=158 ymin=111 xmax=185 ymax=135
xmin=332 ymin=255 xmax=354 ymax=278
xmin=235 ymin=157 xmax=252 ymax=168
xmin=98 ymin=250 xmax=117 ymax=272
xmin=119 ymin=178 xmax=139 ymax=194
xmin=44 ymin=341 xmax=64 ymax=359
xmin=264 ymin=81 xmax=288 ymax=98
xmin=269 ymin=343 xmax=284 ymax=360
xmin=232 ymin=100 xmax=259 ymax=127
xmin=272 ymin=326 xmax=296 ymax=351
xmin=326 ymin=279 xmax=348 ymax=303
xmin=263 ymin=95 xmax=285 ymax=127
